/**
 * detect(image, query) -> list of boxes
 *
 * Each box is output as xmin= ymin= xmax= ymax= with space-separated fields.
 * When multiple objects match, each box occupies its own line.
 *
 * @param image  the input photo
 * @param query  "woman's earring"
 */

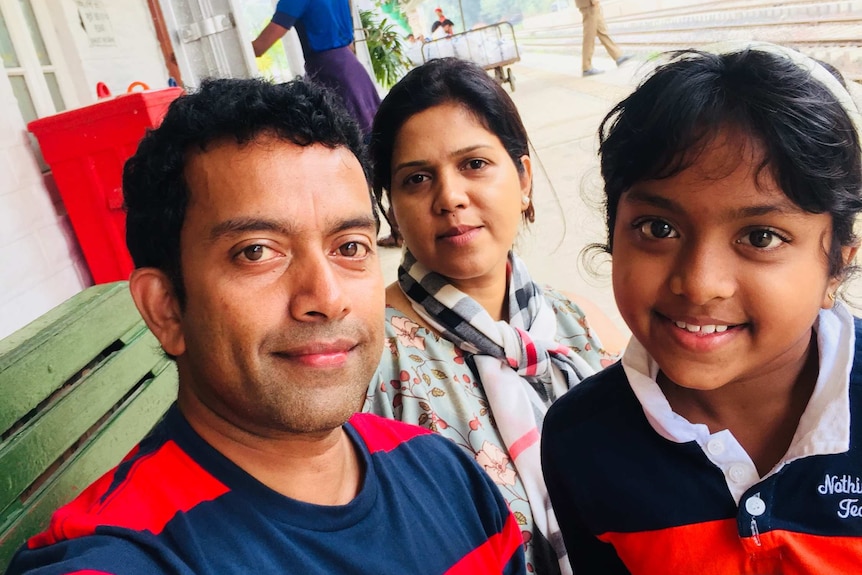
xmin=522 ymin=195 xmax=530 ymax=205
xmin=828 ymin=292 xmax=837 ymax=301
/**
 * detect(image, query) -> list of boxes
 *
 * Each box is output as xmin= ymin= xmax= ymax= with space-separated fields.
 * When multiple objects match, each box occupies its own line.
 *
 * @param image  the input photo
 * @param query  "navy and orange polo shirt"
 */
xmin=542 ymin=304 xmax=862 ymax=574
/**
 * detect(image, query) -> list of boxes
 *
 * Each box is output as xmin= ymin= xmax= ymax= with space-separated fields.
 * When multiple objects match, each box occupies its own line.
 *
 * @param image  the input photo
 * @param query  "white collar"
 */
xmin=621 ymin=303 xmax=854 ymax=503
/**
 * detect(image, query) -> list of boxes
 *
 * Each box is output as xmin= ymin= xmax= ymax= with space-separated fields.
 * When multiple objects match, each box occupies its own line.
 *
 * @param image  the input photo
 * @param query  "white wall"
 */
xmin=0 ymin=0 xmax=168 ymax=340
xmin=0 ymin=76 xmax=91 ymax=340
xmin=51 ymin=0 xmax=170 ymax=100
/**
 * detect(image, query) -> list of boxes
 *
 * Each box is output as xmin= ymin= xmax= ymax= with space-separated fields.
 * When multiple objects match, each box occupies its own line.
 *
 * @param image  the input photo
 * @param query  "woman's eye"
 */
xmin=338 ymin=241 xmax=370 ymax=258
xmin=739 ymin=229 xmax=786 ymax=249
xmin=638 ymin=219 xmax=678 ymax=239
xmin=466 ymin=159 xmax=487 ymax=170
xmin=239 ymin=244 xmax=276 ymax=261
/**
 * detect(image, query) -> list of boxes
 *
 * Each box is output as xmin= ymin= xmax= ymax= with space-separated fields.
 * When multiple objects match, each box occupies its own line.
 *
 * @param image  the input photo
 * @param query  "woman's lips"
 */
xmin=437 ymin=225 xmax=482 ymax=246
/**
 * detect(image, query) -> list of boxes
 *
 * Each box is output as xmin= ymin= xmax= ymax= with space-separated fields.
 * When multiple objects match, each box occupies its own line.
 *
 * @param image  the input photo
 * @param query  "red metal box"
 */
xmin=28 ymin=87 xmax=183 ymax=284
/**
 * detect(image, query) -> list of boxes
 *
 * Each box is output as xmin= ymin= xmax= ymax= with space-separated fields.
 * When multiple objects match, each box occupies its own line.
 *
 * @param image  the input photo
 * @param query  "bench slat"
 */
xmin=0 ymin=327 xmax=167 ymax=516
xmin=0 ymin=282 xmax=143 ymax=436
xmin=0 ymin=360 xmax=178 ymax=570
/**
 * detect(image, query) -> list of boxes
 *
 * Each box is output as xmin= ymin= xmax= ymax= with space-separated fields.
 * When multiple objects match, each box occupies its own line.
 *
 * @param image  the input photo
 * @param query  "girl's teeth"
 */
xmin=673 ymin=321 xmax=730 ymax=334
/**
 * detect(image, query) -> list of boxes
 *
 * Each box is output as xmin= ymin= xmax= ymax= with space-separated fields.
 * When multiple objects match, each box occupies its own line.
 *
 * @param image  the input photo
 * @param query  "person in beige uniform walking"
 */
xmin=576 ymin=0 xmax=630 ymax=76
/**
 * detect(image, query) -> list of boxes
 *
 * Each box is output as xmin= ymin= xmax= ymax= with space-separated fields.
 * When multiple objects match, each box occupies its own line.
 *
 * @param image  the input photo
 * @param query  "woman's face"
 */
xmin=389 ymin=102 xmax=531 ymax=292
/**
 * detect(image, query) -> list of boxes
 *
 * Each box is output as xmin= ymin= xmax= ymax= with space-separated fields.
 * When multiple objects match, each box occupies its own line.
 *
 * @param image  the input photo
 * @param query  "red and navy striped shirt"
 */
xmin=8 ymin=408 xmax=525 ymax=575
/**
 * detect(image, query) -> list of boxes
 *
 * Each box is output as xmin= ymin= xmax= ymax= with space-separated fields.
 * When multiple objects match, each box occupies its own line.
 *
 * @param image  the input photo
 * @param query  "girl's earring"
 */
xmin=828 ymin=292 xmax=837 ymax=301
xmin=522 ymin=195 xmax=530 ymax=205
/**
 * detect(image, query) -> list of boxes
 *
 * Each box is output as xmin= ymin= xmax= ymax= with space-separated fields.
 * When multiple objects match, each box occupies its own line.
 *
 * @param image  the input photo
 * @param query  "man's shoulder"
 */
xmin=26 ymin=427 xmax=227 ymax=551
xmin=348 ymin=412 xmax=433 ymax=453
xmin=348 ymin=414 xmax=487 ymax=481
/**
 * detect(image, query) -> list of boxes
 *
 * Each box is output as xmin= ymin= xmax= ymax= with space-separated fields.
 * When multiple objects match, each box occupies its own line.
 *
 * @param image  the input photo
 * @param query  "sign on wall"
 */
xmin=76 ymin=0 xmax=116 ymax=47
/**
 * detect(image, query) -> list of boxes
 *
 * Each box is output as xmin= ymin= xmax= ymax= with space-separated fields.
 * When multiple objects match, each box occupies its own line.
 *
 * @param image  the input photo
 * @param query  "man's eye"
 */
xmin=338 ymin=242 xmax=369 ymax=258
xmin=239 ymin=244 xmax=276 ymax=262
xmin=739 ymin=229 xmax=786 ymax=249
xmin=637 ymin=219 xmax=678 ymax=239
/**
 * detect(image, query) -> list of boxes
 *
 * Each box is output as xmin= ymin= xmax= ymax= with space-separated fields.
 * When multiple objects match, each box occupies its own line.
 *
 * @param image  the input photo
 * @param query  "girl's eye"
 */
xmin=637 ymin=219 xmax=679 ymax=239
xmin=739 ymin=229 xmax=787 ymax=249
xmin=465 ymin=159 xmax=487 ymax=170
xmin=239 ymin=244 xmax=278 ymax=262
xmin=338 ymin=241 xmax=370 ymax=258
xmin=404 ymin=173 xmax=428 ymax=185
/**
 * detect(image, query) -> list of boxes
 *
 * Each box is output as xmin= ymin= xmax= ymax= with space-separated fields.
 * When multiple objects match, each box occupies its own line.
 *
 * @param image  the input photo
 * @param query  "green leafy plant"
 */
xmin=360 ymin=9 xmax=412 ymax=89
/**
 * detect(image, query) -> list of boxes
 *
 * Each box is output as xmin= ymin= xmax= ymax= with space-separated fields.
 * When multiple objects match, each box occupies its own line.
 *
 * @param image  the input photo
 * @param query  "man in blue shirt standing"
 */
xmin=252 ymin=0 xmax=380 ymax=137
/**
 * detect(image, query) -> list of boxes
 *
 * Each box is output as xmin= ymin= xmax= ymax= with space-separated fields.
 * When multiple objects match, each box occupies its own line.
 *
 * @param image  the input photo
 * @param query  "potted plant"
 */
xmin=360 ymin=7 xmax=413 ymax=89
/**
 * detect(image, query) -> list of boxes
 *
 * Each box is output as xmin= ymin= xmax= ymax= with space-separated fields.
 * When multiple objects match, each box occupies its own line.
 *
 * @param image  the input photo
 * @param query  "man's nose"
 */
xmin=287 ymin=251 xmax=350 ymax=322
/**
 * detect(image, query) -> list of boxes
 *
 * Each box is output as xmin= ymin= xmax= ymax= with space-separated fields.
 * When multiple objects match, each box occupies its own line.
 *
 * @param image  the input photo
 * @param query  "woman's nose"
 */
xmin=432 ymin=171 xmax=470 ymax=214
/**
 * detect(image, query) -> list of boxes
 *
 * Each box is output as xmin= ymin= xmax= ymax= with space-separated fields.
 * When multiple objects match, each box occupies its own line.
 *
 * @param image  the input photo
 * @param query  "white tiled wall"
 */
xmin=0 ymin=0 xmax=167 ymax=340
xmin=0 ymin=78 xmax=90 ymax=339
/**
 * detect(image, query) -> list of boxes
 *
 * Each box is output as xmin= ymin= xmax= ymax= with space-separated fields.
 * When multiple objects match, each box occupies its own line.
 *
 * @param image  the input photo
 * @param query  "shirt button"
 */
xmin=707 ymin=438 xmax=725 ymax=455
xmin=729 ymin=464 xmax=747 ymax=483
xmin=745 ymin=495 xmax=766 ymax=516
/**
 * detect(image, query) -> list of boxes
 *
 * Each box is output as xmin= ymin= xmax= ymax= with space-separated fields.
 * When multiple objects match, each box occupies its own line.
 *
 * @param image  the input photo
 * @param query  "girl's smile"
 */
xmin=656 ymin=311 xmax=745 ymax=353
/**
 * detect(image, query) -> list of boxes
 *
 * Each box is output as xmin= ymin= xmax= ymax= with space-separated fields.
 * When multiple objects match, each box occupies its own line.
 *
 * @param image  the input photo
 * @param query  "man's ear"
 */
xmin=129 ymin=268 xmax=185 ymax=357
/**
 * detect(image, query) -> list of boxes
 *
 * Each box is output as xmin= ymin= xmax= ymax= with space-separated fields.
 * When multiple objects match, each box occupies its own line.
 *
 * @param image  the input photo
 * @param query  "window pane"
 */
xmin=44 ymin=72 xmax=64 ymax=112
xmin=0 ymin=11 xmax=20 ymax=68
xmin=19 ymin=0 xmax=49 ymax=65
xmin=9 ymin=74 xmax=37 ymax=124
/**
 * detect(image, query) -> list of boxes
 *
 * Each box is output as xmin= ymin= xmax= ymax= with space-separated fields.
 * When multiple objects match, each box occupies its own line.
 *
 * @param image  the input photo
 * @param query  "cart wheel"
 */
xmin=506 ymin=68 xmax=516 ymax=92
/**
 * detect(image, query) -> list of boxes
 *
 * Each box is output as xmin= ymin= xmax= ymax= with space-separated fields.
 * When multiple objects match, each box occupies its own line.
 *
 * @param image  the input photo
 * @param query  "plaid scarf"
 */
xmin=399 ymin=249 xmax=595 ymax=574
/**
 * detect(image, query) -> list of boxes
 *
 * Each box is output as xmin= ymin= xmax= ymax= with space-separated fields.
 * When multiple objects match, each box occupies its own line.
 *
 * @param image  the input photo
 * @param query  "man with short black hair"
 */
xmin=5 ymin=77 xmax=526 ymax=575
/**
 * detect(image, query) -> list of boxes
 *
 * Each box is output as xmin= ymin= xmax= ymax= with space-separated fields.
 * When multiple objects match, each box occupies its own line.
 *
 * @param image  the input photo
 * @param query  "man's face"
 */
xmin=168 ymin=137 xmax=384 ymax=436
xmin=443 ymin=23 xmax=453 ymax=34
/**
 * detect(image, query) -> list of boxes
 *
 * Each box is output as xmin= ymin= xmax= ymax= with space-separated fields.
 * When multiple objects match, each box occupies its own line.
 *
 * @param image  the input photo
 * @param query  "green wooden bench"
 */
xmin=0 ymin=281 xmax=178 ymax=571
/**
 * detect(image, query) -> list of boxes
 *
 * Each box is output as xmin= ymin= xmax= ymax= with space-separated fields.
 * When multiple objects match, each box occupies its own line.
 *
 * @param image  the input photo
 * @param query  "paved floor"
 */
xmin=378 ymin=47 xmax=862 ymax=346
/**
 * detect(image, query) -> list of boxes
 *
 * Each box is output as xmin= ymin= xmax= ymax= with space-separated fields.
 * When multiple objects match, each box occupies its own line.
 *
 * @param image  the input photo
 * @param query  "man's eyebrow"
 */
xmin=209 ymin=215 xmax=378 ymax=241
xmin=329 ymin=215 xmax=378 ymax=235
xmin=209 ymin=218 xmax=294 ymax=240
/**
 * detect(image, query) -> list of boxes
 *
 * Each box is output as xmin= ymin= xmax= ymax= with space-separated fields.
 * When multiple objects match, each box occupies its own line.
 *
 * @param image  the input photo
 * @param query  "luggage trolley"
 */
xmin=421 ymin=22 xmax=520 ymax=91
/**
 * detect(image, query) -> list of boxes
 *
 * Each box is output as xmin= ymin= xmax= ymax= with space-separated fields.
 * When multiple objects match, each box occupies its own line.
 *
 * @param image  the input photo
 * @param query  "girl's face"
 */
xmin=389 ymin=102 xmax=531 ymax=290
xmin=611 ymin=129 xmax=855 ymax=394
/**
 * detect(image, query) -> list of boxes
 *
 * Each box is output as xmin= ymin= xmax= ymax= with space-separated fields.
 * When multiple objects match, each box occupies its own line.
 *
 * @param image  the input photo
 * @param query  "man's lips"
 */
xmin=273 ymin=340 xmax=358 ymax=367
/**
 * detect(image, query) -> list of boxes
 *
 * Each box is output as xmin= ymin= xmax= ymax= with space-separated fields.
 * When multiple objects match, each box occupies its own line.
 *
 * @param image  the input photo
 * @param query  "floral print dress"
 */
xmin=363 ymin=287 xmax=616 ymax=574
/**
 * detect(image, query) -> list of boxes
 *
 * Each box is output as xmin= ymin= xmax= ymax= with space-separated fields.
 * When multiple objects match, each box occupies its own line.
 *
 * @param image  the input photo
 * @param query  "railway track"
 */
xmin=518 ymin=0 xmax=862 ymax=80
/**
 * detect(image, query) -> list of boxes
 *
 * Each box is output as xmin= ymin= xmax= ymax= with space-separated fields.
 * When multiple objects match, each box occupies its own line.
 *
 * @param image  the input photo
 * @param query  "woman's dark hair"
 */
xmin=369 ymin=57 xmax=534 ymax=225
xmin=123 ymin=77 xmax=369 ymax=305
xmin=597 ymin=48 xmax=862 ymax=277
